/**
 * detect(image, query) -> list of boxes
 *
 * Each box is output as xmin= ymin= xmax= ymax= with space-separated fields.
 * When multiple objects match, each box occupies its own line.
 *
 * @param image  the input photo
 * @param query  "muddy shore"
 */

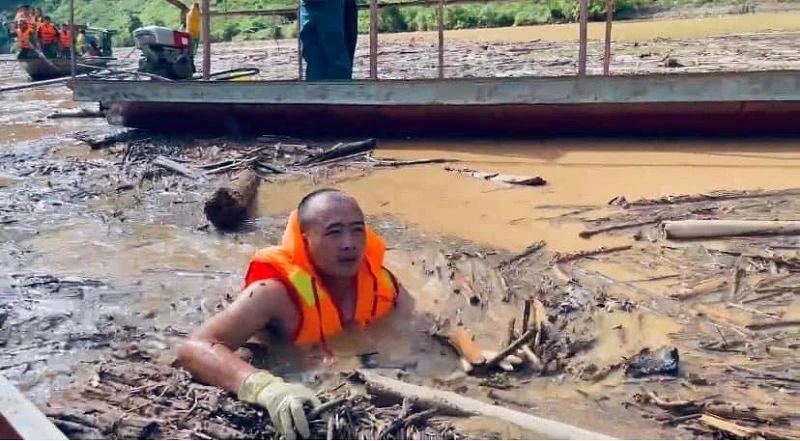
xmin=1 ymin=18 xmax=800 ymax=440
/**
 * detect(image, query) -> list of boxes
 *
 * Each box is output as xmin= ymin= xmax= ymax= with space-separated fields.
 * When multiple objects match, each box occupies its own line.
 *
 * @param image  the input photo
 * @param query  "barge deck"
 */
xmin=68 ymin=70 xmax=800 ymax=137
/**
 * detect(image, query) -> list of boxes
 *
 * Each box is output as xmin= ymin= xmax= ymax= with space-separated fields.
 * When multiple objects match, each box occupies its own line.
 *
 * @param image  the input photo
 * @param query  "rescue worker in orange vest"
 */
xmin=178 ymin=189 xmax=406 ymax=439
xmin=15 ymin=19 xmax=34 ymax=59
xmin=14 ymin=5 xmax=32 ymax=30
xmin=58 ymin=23 xmax=72 ymax=57
xmin=32 ymin=7 xmax=43 ymax=26
xmin=37 ymin=16 xmax=57 ymax=58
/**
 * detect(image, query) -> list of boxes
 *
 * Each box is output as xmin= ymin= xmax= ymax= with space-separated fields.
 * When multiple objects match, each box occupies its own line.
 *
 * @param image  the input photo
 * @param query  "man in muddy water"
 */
xmin=178 ymin=188 xmax=406 ymax=439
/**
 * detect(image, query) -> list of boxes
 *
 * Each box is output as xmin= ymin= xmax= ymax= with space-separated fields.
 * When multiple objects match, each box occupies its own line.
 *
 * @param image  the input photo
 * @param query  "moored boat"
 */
xmin=20 ymin=55 xmax=114 ymax=81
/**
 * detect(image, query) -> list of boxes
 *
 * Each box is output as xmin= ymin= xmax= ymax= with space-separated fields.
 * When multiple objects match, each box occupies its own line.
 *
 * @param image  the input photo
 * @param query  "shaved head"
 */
xmin=297 ymin=188 xmax=360 ymax=231
xmin=297 ymin=189 xmax=366 ymax=277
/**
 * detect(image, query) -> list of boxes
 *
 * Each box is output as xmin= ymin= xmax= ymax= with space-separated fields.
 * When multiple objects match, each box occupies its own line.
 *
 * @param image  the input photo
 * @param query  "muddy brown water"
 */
xmin=1 ymin=18 xmax=800 ymax=439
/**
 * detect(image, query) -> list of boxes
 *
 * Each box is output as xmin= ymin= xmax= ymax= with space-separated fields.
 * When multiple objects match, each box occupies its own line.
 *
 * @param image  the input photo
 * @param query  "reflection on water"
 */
xmin=259 ymin=138 xmax=800 ymax=253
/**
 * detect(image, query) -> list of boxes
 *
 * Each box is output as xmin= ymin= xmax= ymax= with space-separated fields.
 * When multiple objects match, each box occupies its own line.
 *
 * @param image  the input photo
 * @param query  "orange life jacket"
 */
xmin=38 ymin=22 xmax=57 ymax=44
xmin=59 ymin=29 xmax=72 ymax=47
xmin=16 ymin=28 xmax=32 ymax=49
xmin=244 ymin=210 xmax=399 ymax=349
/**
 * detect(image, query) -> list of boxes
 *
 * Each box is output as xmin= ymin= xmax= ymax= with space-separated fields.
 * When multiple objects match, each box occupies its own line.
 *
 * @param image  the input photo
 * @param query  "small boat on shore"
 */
xmin=20 ymin=55 xmax=114 ymax=81
xmin=17 ymin=25 xmax=117 ymax=81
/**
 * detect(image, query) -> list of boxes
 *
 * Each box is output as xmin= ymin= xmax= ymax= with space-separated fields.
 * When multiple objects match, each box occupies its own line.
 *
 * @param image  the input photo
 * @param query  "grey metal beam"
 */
xmin=68 ymin=70 xmax=800 ymax=105
xmin=0 ymin=375 xmax=68 ymax=440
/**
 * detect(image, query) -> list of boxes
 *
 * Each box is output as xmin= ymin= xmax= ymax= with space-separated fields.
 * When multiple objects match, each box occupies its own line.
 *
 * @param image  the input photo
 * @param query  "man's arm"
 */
xmin=178 ymin=280 xmax=321 ymax=439
xmin=177 ymin=280 xmax=291 ymax=393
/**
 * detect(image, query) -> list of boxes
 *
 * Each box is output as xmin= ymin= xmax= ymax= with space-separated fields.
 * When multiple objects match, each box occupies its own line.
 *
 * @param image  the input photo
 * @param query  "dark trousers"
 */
xmin=299 ymin=0 xmax=357 ymax=81
xmin=343 ymin=0 xmax=357 ymax=70
xmin=40 ymin=42 xmax=57 ymax=58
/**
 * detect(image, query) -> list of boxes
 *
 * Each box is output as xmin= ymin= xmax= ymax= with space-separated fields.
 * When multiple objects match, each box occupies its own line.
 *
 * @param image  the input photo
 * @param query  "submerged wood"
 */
xmin=663 ymin=220 xmax=800 ymax=240
xmin=204 ymin=169 xmax=260 ymax=230
xmin=356 ymin=369 xmax=616 ymax=440
xmin=297 ymin=138 xmax=377 ymax=166
xmin=152 ymin=155 xmax=203 ymax=180
xmin=47 ymin=108 xmax=105 ymax=119
xmin=443 ymin=166 xmax=547 ymax=186
xmin=611 ymin=188 xmax=800 ymax=207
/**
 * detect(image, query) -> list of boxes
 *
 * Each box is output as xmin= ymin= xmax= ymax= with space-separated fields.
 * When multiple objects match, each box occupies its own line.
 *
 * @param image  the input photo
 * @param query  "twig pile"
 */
xmin=45 ymin=360 xmax=465 ymax=440
xmin=629 ymin=388 xmax=800 ymax=439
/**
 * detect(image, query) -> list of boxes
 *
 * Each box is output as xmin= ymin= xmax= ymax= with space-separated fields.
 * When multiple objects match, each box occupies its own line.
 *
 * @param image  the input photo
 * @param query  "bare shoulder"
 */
xmin=190 ymin=279 xmax=297 ymax=346
xmin=230 ymin=279 xmax=299 ymax=324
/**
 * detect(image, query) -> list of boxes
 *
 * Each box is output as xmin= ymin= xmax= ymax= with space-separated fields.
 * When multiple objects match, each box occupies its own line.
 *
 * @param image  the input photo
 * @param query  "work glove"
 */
xmin=237 ymin=370 xmax=322 ymax=440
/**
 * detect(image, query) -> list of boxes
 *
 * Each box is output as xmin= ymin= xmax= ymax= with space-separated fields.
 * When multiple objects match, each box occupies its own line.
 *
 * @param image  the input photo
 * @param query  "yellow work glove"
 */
xmin=237 ymin=370 xmax=322 ymax=440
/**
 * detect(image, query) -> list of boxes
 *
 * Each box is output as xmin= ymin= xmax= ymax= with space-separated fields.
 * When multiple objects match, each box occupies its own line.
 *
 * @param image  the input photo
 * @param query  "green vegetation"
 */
xmin=0 ymin=0 xmax=753 ymax=46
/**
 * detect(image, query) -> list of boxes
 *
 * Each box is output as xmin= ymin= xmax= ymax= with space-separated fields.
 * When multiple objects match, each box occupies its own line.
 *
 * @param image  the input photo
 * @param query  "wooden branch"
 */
xmin=579 ymin=218 xmax=660 ymax=239
xmin=611 ymin=188 xmax=800 ymax=208
xmin=371 ymin=158 xmax=453 ymax=167
xmin=498 ymin=240 xmax=546 ymax=267
xmin=671 ymin=277 xmax=728 ymax=300
xmin=152 ymin=155 xmax=203 ymax=180
xmin=355 ymin=370 xmax=616 ymax=439
xmin=745 ymin=320 xmax=800 ymax=331
xmin=297 ymin=139 xmax=377 ymax=166
xmin=552 ymin=245 xmax=632 ymax=263
xmin=485 ymin=328 xmax=537 ymax=368
xmin=444 ymin=166 xmax=546 ymax=186
xmin=47 ymin=108 xmax=104 ymax=119
xmin=663 ymin=220 xmax=800 ymax=240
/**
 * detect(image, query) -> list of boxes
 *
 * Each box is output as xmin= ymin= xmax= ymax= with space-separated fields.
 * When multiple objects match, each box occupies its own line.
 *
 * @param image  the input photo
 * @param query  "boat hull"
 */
xmin=70 ymin=70 xmax=800 ymax=138
xmin=104 ymin=100 xmax=800 ymax=138
xmin=21 ymin=57 xmax=110 ymax=82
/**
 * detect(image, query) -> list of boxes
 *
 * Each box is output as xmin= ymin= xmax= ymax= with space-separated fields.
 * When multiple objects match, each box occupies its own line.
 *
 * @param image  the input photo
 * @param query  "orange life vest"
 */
xmin=244 ymin=210 xmax=399 ymax=349
xmin=59 ymin=29 xmax=72 ymax=47
xmin=16 ymin=28 xmax=32 ymax=49
xmin=38 ymin=22 xmax=57 ymax=44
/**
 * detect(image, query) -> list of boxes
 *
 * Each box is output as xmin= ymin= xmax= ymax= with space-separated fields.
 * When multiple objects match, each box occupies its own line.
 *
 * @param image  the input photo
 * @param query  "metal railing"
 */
xmin=66 ymin=0 xmax=613 ymax=81
xmin=199 ymin=0 xmax=616 ymax=80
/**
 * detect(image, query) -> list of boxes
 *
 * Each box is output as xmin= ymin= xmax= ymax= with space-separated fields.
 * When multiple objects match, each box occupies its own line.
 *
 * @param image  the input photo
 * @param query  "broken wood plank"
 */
xmin=498 ymin=241 xmax=546 ymax=267
xmin=296 ymin=139 xmax=377 ymax=166
xmin=47 ymin=108 xmax=104 ymax=120
xmin=611 ymin=188 xmax=800 ymax=208
xmin=203 ymin=169 xmax=260 ymax=230
xmin=552 ymin=245 xmax=632 ymax=263
xmin=708 ymin=248 xmax=800 ymax=271
xmin=579 ymin=217 xmax=661 ymax=239
xmin=699 ymin=413 xmax=757 ymax=438
xmin=663 ymin=220 xmax=800 ymax=240
xmin=443 ymin=166 xmax=546 ymax=186
xmin=485 ymin=328 xmax=537 ymax=369
xmin=672 ymin=277 xmax=728 ymax=300
xmin=745 ymin=319 xmax=800 ymax=331
xmin=152 ymin=155 xmax=203 ymax=180
xmin=72 ymin=127 xmax=147 ymax=150
xmin=355 ymin=370 xmax=615 ymax=440
xmin=370 ymin=157 xmax=455 ymax=167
